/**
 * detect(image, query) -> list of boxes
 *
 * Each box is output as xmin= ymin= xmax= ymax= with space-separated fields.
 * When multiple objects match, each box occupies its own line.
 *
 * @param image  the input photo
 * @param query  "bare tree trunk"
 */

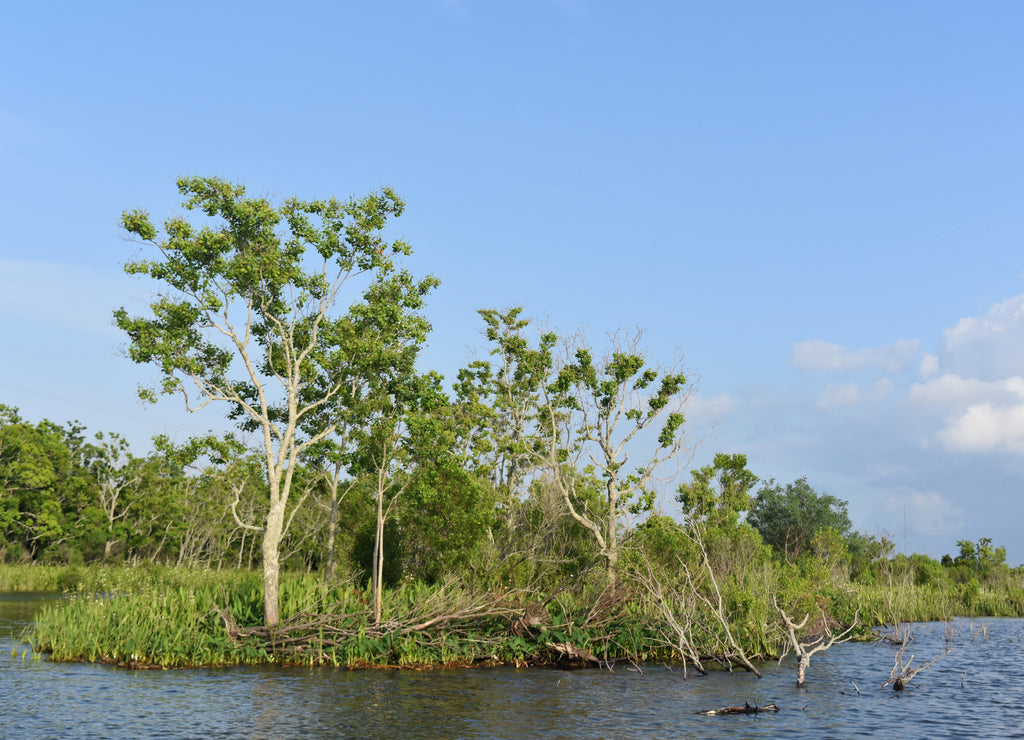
xmin=325 ymin=487 xmax=339 ymax=583
xmin=372 ymin=473 xmax=385 ymax=625
xmin=263 ymin=498 xmax=286 ymax=627
xmin=684 ymin=522 xmax=762 ymax=677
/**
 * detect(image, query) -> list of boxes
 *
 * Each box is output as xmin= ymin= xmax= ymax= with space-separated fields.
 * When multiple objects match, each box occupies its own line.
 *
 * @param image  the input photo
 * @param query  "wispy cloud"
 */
xmin=791 ymin=338 xmax=919 ymax=374
xmin=687 ymin=392 xmax=738 ymax=425
xmin=918 ymin=352 xmax=940 ymax=378
xmin=944 ymin=293 xmax=1024 ymax=350
xmin=908 ymin=373 xmax=1018 ymax=407
xmin=816 ymin=378 xmax=893 ymax=409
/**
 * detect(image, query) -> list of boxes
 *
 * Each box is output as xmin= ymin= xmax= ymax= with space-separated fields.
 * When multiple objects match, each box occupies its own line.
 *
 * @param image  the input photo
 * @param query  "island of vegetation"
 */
xmin=3 ymin=177 xmax=1022 ymax=673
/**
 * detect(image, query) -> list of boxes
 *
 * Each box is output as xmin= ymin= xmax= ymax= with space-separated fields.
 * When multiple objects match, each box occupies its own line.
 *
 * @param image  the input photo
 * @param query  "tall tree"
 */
xmin=298 ymin=268 xmax=438 ymax=585
xmin=0 ymin=406 xmax=83 ymax=558
xmin=114 ymin=176 xmax=435 ymax=626
xmin=543 ymin=331 xmax=692 ymax=580
xmin=453 ymin=308 xmax=557 ymax=499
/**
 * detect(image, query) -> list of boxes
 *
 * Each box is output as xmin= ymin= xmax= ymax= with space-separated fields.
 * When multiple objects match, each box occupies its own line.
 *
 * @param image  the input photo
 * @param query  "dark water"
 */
xmin=3 ymin=593 xmax=1024 ymax=739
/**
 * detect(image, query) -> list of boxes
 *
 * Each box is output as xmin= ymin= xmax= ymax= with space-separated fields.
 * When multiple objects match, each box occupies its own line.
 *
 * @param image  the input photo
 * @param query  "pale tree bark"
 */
xmin=368 ymin=429 xmax=413 ymax=625
xmin=776 ymin=599 xmax=858 ymax=687
xmin=683 ymin=522 xmax=762 ymax=676
xmin=884 ymin=638 xmax=952 ymax=691
xmin=542 ymin=330 xmax=694 ymax=583
xmin=88 ymin=433 xmax=142 ymax=560
xmin=629 ymin=556 xmax=706 ymax=676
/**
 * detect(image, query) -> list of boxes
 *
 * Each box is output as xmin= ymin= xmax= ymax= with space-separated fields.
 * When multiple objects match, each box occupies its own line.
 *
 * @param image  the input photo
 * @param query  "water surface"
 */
xmin=3 ymin=593 xmax=1022 ymax=739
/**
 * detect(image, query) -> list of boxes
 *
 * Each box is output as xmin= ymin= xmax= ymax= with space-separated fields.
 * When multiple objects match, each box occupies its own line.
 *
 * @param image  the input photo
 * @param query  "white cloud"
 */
xmin=909 ymin=374 xmax=1024 ymax=453
xmin=791 ymin=338 xmax=919 ymax=374
xmin=940 ymin=401 xmax=1024 ymax=454
xmin=944 ymin=293 xmax=1024 ymax=350
xmin=918 ymin=352 xmax=939 ymax=378
xmin=817 ymin=378 xmax=893 ymax=409
xmin=940 ymin=293 xmax=1024 ymax=380
xmin=883 ymin=487 xmax=963 ymax=537
xmin=908 ymin=373 xmax=1017 ymax=407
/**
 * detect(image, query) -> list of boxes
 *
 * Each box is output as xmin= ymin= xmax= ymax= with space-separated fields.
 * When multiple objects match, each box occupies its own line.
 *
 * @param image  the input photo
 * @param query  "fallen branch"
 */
xmin=214 ymin=586 xmax=522 ymax=660
xmin=698 ymin=701 xmax=780 ymax=716
xmin=883 ymin=641 xmax=953 ymax=691
xmin=545 ymin=641 xmax=601 ymax=665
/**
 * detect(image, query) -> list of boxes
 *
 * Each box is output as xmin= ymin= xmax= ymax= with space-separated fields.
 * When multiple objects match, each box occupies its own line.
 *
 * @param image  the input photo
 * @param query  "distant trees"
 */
xmin=0 ymin=406 xmax=83 ymax=559
xmin=747 ymin=477 xmax=851 ymax=564
xmin=943 ymin=537 xmax=1008 ymax=580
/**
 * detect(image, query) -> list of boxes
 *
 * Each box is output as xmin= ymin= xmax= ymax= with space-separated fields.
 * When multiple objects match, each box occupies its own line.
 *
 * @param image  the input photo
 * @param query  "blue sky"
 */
xmin=3 ymin=1 xmax=1024 ymax=562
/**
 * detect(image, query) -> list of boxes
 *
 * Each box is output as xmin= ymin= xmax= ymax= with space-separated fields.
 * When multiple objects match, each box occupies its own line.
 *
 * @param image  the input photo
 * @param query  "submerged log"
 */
xmin=698 ymin=701 xmax=780 ymax=716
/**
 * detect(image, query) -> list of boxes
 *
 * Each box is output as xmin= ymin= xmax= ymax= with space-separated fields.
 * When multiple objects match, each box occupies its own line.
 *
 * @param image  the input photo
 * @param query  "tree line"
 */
xmin=3 ymin=177 xmax=1018 ymax=633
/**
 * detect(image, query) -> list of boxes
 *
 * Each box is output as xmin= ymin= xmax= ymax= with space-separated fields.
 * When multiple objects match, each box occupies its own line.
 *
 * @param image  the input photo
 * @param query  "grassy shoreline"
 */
xmin=6 ymin=563 xmax=1024 ymax=670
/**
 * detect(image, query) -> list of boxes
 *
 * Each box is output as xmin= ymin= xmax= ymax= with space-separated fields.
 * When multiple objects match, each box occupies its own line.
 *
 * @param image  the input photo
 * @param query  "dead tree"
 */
xmin=883 ymin=640 xmax=952 ymax=691
xmin=630 ymin=556 xmax=707 ymax=676
xmin=776 ymin=599 xmax=858 ymax=687
xmin=683 ymin=523 xmax=763 ymax=677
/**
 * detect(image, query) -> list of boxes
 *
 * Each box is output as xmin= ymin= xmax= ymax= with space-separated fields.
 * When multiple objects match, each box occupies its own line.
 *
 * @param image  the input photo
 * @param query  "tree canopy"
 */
xmin=747 ymin=477 xmax=851 ymax=563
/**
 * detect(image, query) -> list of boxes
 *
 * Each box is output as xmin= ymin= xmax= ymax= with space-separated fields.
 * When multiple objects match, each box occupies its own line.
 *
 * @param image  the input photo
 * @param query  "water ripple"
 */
xmin=2 ymin=596 xmax=1022 ymax=739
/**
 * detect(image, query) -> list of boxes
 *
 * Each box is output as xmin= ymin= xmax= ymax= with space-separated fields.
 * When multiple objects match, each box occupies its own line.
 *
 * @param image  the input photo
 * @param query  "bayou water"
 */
xmin=2 ymin=593 xmax=1023 ymax=739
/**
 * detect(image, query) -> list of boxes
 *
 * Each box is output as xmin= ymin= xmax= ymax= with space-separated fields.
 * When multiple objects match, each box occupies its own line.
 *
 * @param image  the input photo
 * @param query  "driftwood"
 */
xmin=214 ymin=586 xmax=520 ymax=661
xmin=545 ymin=641 xmax=601 ymax=665
xmin=697 ymin=701 xmax=780 ymax=716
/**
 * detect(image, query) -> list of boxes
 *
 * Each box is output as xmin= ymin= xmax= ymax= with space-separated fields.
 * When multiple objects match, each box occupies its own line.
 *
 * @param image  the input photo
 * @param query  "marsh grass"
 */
xmin=0 ymin=564 xmax=73 ymax=591
xmin=9 ymin=562 xmax=1024 ymax=669
xmin=18 ymin=566 xmax=677 ymax=669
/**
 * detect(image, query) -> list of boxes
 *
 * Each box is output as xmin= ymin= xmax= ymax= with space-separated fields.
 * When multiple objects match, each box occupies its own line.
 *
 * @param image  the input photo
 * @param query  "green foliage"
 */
xmin=948 ymin=537 xmax=1008 ymax=580
xmin=453 ymin=307 xmax=557 ymax=497
xmin=545 ymin=333 xmax=691 ymax=577
xmin=748 ymin=477 xmax=852 ymax=563
xmin=676 ymin=452 xmax=757 ymax=529
xmin=398 ymin=462 xmax=497 ymax=583
xmin=112 ymin=176 xmax=438 ymax=626
xmin=0 ymin=406 xmax=96 ymax=559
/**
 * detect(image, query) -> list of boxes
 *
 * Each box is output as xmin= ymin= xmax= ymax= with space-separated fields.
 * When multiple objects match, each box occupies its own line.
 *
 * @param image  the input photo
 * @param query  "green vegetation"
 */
xmin=9 ymin=538 xmax=1024 ymax=670
xmin=3 ymin=177 xmax=1023 ymax=670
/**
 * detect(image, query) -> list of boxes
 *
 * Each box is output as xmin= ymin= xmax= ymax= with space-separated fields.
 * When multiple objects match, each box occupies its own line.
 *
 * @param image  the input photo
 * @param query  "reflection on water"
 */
xmin=3 ymin=592 xmax=1024 ymax=739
